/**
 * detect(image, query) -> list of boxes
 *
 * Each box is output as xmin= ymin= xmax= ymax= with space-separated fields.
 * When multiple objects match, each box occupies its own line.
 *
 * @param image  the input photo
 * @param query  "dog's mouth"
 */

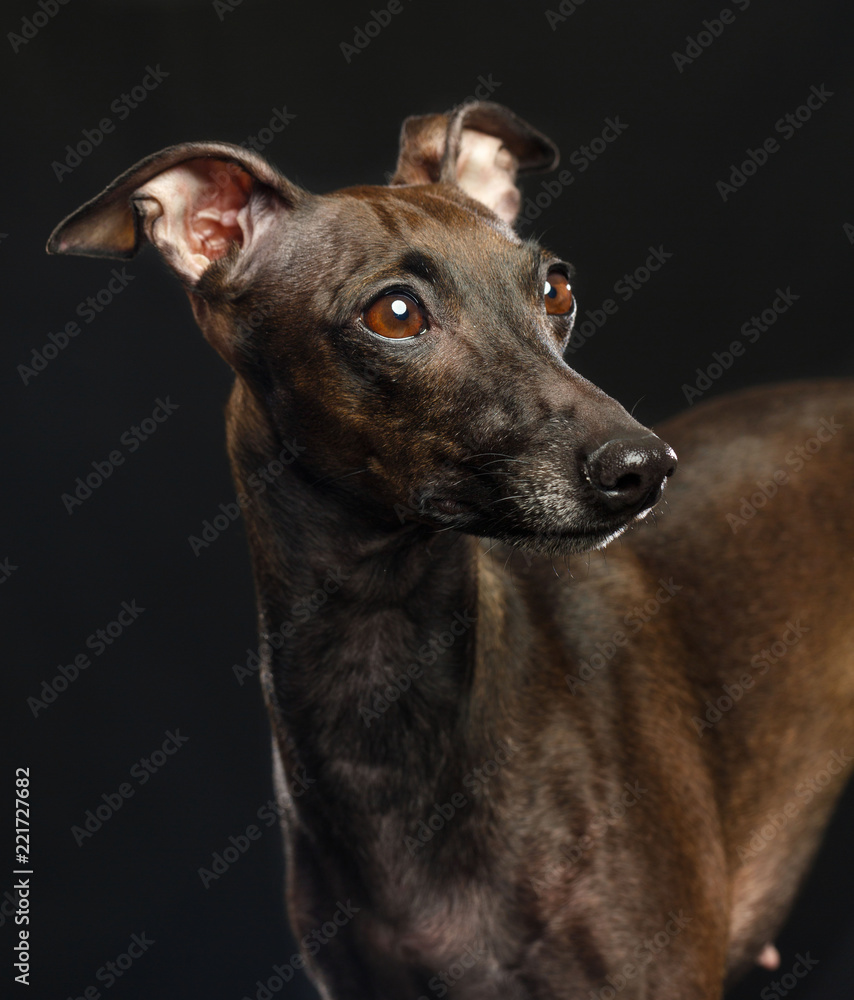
xmin=406 ymin=430 xmax=674 ymax=556
xmin=503 ymin=505 xmax=658 ymax=556
xmin=417 ymin=487 xmax=659 ymax=556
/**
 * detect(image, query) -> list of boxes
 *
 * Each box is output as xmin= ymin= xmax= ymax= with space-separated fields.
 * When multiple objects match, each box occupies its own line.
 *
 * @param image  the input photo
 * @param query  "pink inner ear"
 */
xmin=188 ymin=160 xmax=253 ymax=259
xmin=455 ymin=129 xmax=521 ymax=225
xmin=135 ymin=159 xmax=254 ymax=280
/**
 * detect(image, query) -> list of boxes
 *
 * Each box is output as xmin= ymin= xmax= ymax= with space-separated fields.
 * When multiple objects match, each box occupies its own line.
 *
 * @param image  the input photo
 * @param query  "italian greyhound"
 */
xmin=48 ymin=101 xmax=854 ymax=999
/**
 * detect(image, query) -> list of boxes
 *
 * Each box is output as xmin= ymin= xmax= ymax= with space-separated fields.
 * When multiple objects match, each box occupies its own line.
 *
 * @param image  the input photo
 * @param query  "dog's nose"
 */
xmin=584 ymin=437 xmax=677 ymax=514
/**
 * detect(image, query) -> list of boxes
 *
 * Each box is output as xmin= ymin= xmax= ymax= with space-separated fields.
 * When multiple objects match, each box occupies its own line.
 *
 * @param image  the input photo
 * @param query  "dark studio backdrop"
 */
xmin=3 ymin=0 xmax=854 ymax=997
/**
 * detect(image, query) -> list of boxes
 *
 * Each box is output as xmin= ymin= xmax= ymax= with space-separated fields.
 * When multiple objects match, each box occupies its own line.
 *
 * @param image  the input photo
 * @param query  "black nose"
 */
xmin=584 ymin=436 xmax=677 ymax=514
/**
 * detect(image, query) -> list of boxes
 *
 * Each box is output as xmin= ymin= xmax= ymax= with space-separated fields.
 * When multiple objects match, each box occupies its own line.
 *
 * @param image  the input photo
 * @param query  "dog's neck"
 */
xmin=224 ymin=381 xmax=513 ymax=821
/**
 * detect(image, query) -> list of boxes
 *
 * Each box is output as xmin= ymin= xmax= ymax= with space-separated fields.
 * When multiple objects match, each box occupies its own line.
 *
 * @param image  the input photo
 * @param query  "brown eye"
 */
xmin=362 ymin=293 xmax=426 ymax=339
xmin=544 ymin=271 xmax=573 ymax=315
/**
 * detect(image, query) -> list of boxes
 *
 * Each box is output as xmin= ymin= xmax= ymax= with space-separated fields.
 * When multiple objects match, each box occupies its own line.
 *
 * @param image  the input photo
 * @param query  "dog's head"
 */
xmin=48 ymin=101 xmax=675 ymax=555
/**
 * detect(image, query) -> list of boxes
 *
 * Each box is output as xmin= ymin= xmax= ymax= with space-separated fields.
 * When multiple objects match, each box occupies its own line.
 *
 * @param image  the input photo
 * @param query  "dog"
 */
xmin=48 ymin=100 xmax=854 ymax=999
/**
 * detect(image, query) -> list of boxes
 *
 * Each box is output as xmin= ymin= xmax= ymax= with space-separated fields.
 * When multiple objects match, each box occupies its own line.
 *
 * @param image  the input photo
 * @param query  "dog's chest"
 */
xmin=320 ymin=799 xmax=520 ymax=979
xmin=360 ymin=879 xmax=523 ymax=997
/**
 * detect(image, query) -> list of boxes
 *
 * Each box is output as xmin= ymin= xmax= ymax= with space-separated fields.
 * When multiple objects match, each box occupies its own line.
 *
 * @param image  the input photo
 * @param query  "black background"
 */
xmin=3 ymin=1 xmax=854 ymax=997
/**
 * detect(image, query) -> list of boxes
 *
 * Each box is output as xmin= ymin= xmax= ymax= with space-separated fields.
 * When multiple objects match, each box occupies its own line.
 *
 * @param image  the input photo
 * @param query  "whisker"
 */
xmin=474 ymin=457 xmax=533 ymax=468
xmin=481 ymin=538 xmax=504 ymax=559
xmin=502 ymin=548 xmax=516 ymax=574
xmin=629 ymin=396 xmax=646 ymax=419
xmin=477 ymin=494 xmax=529 ymax=508
xmin=311 ymin=466 xmax=370 ymax=488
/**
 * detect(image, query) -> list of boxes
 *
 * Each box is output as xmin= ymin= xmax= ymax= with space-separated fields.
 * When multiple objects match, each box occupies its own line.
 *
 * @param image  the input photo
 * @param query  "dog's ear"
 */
xmin=390 ymin=101 xmax=559 ymax=225
xmin=47 ymin=142 xmax=304 ymax=286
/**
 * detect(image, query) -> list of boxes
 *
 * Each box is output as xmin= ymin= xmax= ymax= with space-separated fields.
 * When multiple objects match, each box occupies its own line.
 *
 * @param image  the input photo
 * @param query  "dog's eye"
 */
xmin=544 ymin=271 xmax=573 ymax=315
xmin=362 ymin=293 xmax=426 ymax=340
